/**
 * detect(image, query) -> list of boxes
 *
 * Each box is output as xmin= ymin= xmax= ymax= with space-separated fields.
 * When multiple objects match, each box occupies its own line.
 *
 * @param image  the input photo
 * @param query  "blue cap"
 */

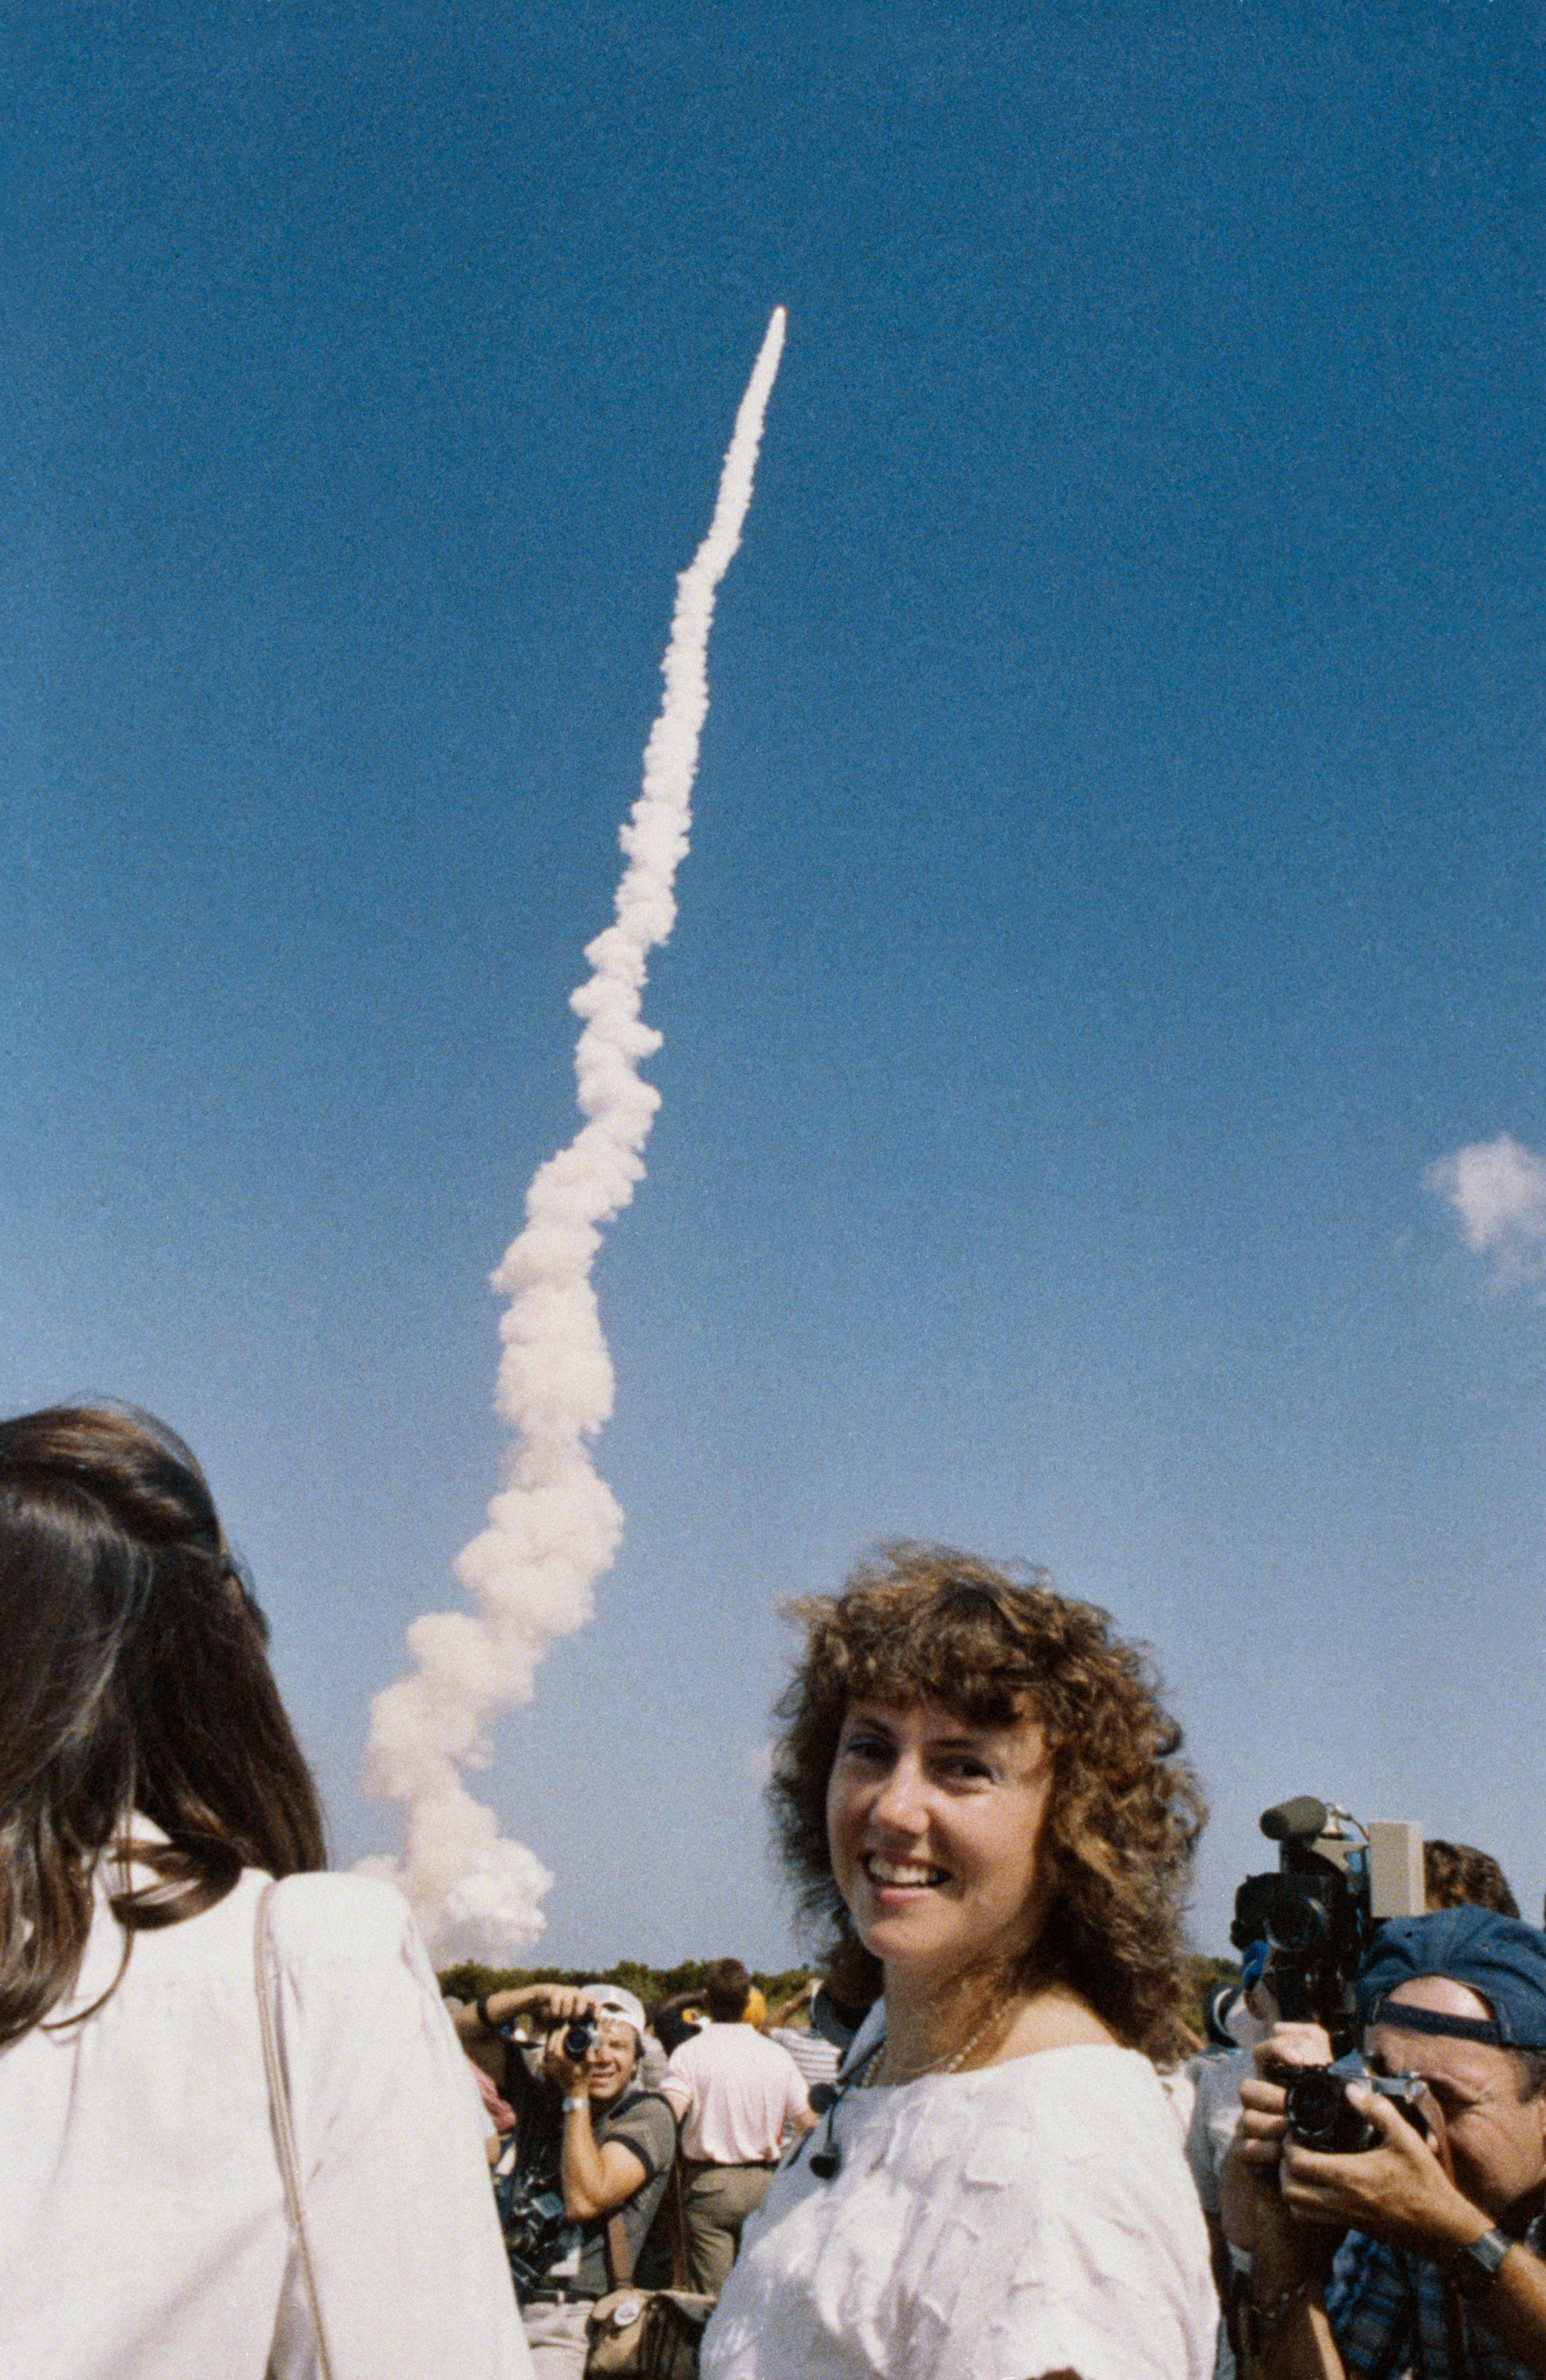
xmin=1240 ymin=1939 xmax=1270 ymax=1992
xmin=1357 ymin=1908 xmax=1546 ymax=2052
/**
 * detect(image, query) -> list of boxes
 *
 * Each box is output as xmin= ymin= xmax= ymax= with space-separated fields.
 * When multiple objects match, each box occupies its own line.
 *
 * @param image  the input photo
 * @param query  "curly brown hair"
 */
xmin=768 ymin=1543 xmax=1207 ymax=2062
xmin=1423 ymin=1840 xmax=1519 ymax=1920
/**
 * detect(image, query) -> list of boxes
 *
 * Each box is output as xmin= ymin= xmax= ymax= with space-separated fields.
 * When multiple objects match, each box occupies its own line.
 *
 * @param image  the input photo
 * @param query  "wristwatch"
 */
xmin=1451 ymin=2226 xmax=1512 ymax=2298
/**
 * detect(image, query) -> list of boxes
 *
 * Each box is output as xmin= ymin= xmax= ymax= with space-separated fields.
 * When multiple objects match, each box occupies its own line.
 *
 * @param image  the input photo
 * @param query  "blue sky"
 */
xmin=5 ymin=1 xmax=1543 ymax=1966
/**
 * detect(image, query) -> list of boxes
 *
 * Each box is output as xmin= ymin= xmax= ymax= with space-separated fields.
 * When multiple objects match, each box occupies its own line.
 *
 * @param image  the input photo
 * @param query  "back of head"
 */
xmin=705 ymin=1957 xmax=753 ymax=2023
xmin=0 ymin=1404 xmax=325 ymax=2044
xmin=1423 ymin=1839 xmax=1519 ymax=1920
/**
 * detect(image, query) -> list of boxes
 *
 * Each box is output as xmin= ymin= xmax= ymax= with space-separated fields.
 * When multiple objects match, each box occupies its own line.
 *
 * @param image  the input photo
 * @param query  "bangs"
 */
xmin=838 ymin=1589 xmax=1044 ymax=1730
xmin=799 ymin=1563 xmax=1063 ymax=1739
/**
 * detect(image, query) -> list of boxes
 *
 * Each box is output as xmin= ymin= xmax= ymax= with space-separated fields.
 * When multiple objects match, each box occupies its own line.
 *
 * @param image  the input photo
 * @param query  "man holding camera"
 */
xmin=1231 ymin=1909 xmax=1546 ymax=2379
xmin=458 ymin=1981 xmax=677 ymax=2378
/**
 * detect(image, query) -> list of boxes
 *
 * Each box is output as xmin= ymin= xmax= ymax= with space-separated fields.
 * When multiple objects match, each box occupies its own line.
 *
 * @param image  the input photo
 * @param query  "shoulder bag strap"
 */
xmin=595 ymin=2100 xmax=635 ymax=2290
xmin=1439 ymin=2273 xmax=1471 ymax=2380
xmin=601 ymin=2093 xmax=679 ymax=2291
xmin=256 ymin=1880 xmax=337 ymax=2380
xmin=603 ymin=2103 xmax=696 ymax=2295
xmin=605 ymin=2209 xmax=634 ymax=2290
xmin=666 ymin=2154 xmax=691 ymax=2293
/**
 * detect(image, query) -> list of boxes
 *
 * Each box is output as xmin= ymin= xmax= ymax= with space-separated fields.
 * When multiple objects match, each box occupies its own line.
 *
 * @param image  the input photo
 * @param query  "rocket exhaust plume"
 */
xmin=361 ymin=308 xmax=787 ymax=1963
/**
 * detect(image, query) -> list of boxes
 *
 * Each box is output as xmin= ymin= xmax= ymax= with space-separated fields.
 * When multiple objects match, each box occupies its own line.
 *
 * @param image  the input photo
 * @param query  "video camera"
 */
xmin=1230 ymin=1796 xmax=1423 ymax=2055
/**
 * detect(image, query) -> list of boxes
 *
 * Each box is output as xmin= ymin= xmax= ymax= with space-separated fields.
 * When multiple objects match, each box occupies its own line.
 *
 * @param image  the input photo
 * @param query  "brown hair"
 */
xmin=1423 ymin=1840 xmax=1519 ymax=1920
xmin=704 ymin=1957 xmax=753 ymax=2023
xmin=0 ymin=1404 xmax=327 ymax=2046
xmin=769 ymin=1543 xmax=1206 ymax=2061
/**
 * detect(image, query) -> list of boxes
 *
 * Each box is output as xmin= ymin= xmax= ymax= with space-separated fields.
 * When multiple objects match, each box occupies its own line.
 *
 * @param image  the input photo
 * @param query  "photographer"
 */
xmin=458 ymin=1983 xmax=676 ymax=2378
xmin=1231 ymin=1910 xmax=1546 ymax=2379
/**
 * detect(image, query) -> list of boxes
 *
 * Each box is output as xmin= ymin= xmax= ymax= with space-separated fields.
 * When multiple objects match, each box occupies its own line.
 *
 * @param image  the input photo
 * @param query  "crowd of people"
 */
xmin=4 ymin=1398 xmax=1546 ymax=2380
xmin=448 ymin=1957 xmax=824 ymax=2371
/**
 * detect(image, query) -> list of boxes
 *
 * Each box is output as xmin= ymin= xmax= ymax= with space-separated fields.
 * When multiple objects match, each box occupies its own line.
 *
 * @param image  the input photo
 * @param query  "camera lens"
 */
xmin=562 ymin=2019 xmax=595 ymax=2061
xmin=1283 ymin=2063 xmax=1378 ymax=2154
xmin=1269 ymin=1879 xmax=1331 ymax=1955
xmin=1283 ymin=2066 xmax=1346 ymax=2149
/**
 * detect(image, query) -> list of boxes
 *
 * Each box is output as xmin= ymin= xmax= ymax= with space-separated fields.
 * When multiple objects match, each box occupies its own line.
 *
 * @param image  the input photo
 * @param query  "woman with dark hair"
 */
xmin=0 ymin=1403 xmax=530 ymax=2379
xmin=701 ymin=1544 xmax=1219 ymax=2380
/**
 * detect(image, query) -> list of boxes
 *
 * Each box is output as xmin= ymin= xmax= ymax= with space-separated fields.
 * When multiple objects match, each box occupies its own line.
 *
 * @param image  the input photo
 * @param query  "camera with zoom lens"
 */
xmin=1282 ymin=2058 xmax=1433 ymax=2154
xmin=561 ymin=2015 xmax=597 ymax=2062
xmin=1231 ymin=1797 xmax=1424 ymax=2053
xmin=494 ymin=2174 xmax=573 ymax=2296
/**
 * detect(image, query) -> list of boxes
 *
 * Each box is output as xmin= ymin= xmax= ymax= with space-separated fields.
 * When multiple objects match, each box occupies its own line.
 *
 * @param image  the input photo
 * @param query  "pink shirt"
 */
xmin=659 ymin=2023 xmax=812 ymax=2162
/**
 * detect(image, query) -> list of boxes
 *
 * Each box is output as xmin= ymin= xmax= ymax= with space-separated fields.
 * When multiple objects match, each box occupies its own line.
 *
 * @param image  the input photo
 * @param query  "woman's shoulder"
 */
xmin=53 ymin=1867 xmax=421 ymax=2017
xmin=255 ymin=1874 xmax=458 ymax=2076
xmin=720 ymin=2045 xmax=1215 ymax=2380
xmin=838 ymin=2044 xmax=1189 ymax=2192
xmin=850 ymin=2043 xmax=1187 ymax=2205
xmin=973 ymin=2040 xmax=1180 ymax=2131
xmin=258 ymin=1868 xmax=425 ymax=1967
xmin=928 ymin=2047 xmax=1203 ymax=2253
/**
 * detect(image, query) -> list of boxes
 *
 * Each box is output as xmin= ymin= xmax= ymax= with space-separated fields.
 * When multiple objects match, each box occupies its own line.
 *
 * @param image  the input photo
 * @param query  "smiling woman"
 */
xmin=825 ymin=1697 xmax=1056 ymax=2005
xmin=699 ymin=1544 xmax=1219 ymax=2380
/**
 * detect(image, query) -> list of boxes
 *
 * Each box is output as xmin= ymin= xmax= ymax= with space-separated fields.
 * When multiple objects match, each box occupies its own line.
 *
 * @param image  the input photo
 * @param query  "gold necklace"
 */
xmin=862 ymin=1995 xmax=1014 ymax=2088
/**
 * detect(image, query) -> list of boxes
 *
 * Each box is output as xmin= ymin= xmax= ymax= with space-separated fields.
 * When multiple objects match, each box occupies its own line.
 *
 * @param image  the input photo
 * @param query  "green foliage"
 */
xmin=437 ymin=1958 xmax=814 ymax=2011
xmin=1183 ymin=1951 xmax=1242 ymax=2037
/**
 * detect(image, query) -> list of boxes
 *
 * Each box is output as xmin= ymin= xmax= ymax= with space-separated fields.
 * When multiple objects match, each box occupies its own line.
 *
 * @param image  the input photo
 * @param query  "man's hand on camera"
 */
xmin=1261 ymin=2021 xmax=1339 ymax=2076
xmin=1229 ymin=2025 xmax=1341 ymax=2203
xmin=1278 ymin=2084 xmax=1480 ymax=2260
xmin=1223 ymin=2023 xmax=1344 ymax=2264
xmin=541 ymin=2010 xmax=600 ymax=2097
xmin=520 ymin=1984 xmax=595 ymax=2030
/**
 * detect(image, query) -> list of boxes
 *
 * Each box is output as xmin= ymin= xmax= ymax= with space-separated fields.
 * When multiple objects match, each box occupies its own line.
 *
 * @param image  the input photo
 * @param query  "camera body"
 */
xmin=1282 ymin=2059 xmax=1433 ymax=2154
xmin=495 ymin=2173 xmax=573 ymax=2296
xmin=1231 ymin=1798 xmax=1423 ymax=2053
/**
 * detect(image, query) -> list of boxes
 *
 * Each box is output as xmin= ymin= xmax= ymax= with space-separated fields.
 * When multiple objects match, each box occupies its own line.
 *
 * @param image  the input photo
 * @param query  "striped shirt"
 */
xmin=766 ymin=2026 xmax=840 ymax=2095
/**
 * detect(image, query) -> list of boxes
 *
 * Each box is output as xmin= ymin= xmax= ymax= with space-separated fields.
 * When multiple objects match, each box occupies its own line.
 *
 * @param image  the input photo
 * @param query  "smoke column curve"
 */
xmin=360 ymin=308 xmax=787 ymax=1963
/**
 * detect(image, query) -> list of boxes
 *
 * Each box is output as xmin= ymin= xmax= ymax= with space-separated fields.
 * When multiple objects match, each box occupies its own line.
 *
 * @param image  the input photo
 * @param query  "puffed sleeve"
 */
xmin=943 ymin=2091 xmax=1218 ymax=2380
xmin=260 ymin=1873 xmax=533 ymax=2380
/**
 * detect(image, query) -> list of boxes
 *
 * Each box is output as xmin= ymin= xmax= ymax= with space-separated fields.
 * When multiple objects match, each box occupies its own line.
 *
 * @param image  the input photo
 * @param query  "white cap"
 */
xmin=582 ymin=1983 xmax=647 ymax=2039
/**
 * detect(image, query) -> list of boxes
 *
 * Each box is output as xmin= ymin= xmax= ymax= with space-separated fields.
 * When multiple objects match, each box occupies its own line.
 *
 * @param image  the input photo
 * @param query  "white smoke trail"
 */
xmin=361 ymin=309 xmax=787 ymax=1963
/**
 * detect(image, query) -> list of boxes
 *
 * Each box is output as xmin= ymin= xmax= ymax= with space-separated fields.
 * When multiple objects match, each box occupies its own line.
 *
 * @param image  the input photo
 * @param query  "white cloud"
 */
xmin=1426 ymin=1132 xmax=1546 ymax=1288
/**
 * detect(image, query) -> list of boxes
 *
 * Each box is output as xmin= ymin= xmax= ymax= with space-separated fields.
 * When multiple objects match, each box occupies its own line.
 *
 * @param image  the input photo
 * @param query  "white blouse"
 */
xmin=0 ymin=1856 xmax=531 ymax=2379
xmin=702 ymin=2028 xmax=1218 ymax=2380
